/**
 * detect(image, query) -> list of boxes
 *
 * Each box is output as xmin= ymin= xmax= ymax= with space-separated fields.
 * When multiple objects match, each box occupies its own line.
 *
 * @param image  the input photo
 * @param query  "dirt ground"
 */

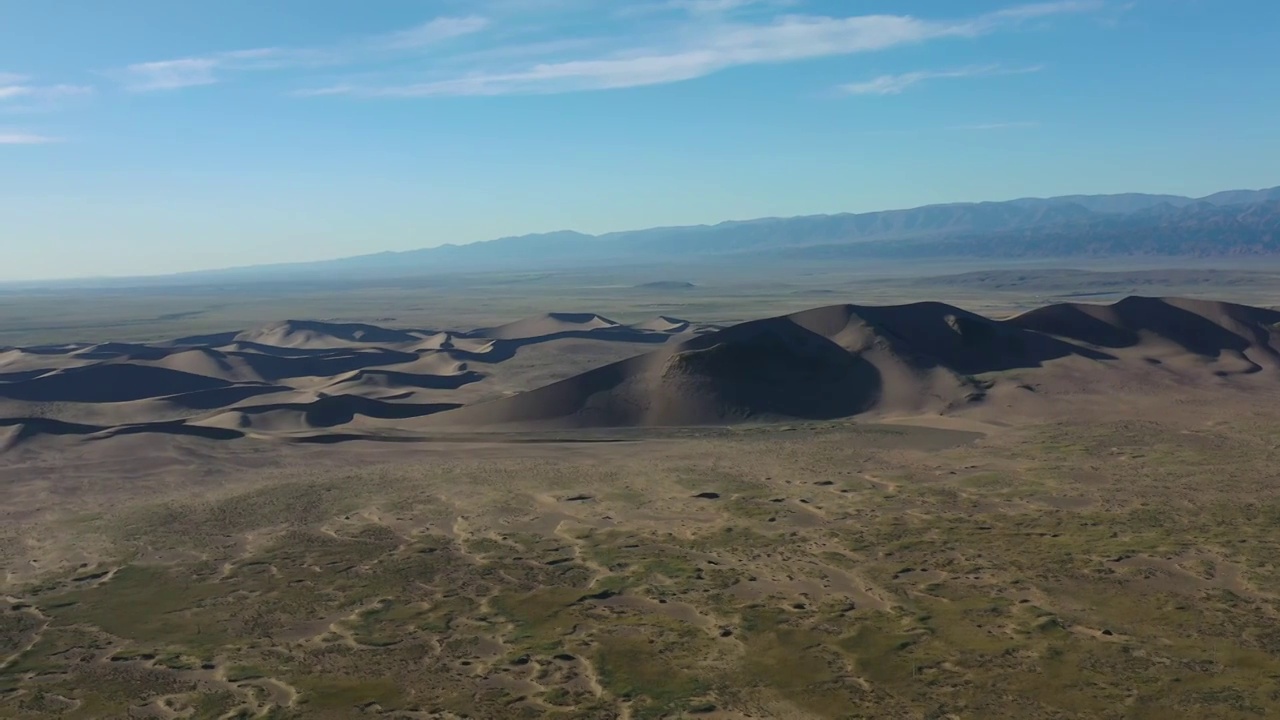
xmin=5 ymin=406 xmax=1280 ymax=719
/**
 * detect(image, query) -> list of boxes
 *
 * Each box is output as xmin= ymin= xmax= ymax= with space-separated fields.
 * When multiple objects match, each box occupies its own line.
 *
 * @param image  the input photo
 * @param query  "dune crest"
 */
xmin=631 ymin=316 xmax=693 ymax=333
xmin=232 ymin=319 xmax=428 ymax=349
xmin=477 ymin=312 xmax=622 ymax=340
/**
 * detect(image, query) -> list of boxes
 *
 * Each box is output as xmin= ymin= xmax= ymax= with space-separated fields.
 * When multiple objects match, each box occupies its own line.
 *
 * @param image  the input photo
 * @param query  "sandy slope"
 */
xmin=3 ymin=297 xmax=1279 ymax=448
xmin=0 ymin=314 xmax=712 ymax=447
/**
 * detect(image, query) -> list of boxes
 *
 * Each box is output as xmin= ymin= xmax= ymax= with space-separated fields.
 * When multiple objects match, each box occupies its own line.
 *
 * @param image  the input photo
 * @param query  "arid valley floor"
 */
xmin=6 ymin=269 xmax=1280 ymax=719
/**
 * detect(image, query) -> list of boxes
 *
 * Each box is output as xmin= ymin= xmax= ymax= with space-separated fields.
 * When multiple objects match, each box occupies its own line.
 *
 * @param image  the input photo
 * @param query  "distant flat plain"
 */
xmin=6 ymin=260 xmax=1280 ymax=347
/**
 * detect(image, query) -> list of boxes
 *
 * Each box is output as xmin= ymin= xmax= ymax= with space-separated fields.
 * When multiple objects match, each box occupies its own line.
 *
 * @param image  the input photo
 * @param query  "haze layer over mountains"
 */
xmin=155 ymin=185 xmax=1280 ymax=283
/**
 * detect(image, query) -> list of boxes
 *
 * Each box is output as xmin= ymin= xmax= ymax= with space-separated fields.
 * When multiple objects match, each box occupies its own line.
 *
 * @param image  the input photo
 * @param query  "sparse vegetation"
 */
xmin=5 ymin=417 xmax=1280 ymax=717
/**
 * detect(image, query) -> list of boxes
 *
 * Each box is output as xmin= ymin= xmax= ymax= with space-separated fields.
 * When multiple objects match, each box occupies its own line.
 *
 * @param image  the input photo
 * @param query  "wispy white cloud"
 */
xmin=380 ymin=16 xmax=491 ymax=50
xmin=312 ymin=15 xmax=971 ymax=97
xmin=668 ymin=0 xmax=801 ymax=13
xmin=952 ymin=121 xmax=1042 ymax=130
xmin=0 ymin=74 xmax=94 ymax=117
xmin=115 ymin=1 xmax=1101 ymax=99
xmin=293 ymin=84 xmax=358 ymax=98
xmin=117 ymin=15 xmax=491 ymax=92
xmin=118 ymin=50 xmax=333 ymax=92
xmin=119 ymin=58 xmax=221 ymax=91
xmin=616 ymin=0 xmax=800 ymax=19
xmin=0 ymin=81 xmax=93 ymax=102
xmin=983 ymin=0 xmax=1106 ymax=21
xmin=306 ymin=1 xmax=1097 ymax=98
xmin=840 ymin=64 xmax=1043 ymax=95
xmin=446 ymin=36 xmax=612 ymax=66
xmin=0 ymin=131 xmax=60 ymax=145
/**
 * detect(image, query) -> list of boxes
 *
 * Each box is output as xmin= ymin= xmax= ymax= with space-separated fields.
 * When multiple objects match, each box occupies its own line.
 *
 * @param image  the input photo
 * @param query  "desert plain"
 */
xmin=5 ymin=267 xmax=1280 ymax=719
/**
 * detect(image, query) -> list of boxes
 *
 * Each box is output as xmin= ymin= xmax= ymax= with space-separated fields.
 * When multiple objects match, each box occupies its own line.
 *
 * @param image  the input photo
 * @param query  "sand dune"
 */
xmin=4 ymin=296 xmax=1279 ymax=448
xmin=429 ymin=319 xmax=888 ymax=428
xmin=427 ymin=303 xmax=1017 ymax=428
xmin=630 ymin=316 xmax=693 ymax=333
xmin=478 ymin=312 xmax=622 ymax=340
xmin=69 ymin=342 xmax=172 ymax=361
xmin=233 ymin=320 xmax=428 ymax=349
xmin=216 ymin=347 xmax=423 ymax=382
xmin=0 ymin=416 xmax=246 ymax=452
xmin=1010 ymin=297 xmax=1280 ymax=362
xmin=194 ymin=394 xmax=460 ymax=433
xmin=425 ymin=297 xmax=1280 ymax=429
xmin=1 ymin=348 xmax=97 ymax=375
xmin=0 ymin=364 xmax=241 ymax=403
xmin=0 ymin=312 xmax=687 ymax=447
xmin=141 ymin=347 xmax=267 ymax=382
xmin=410 ymin=332 xmax=495 ymax=354
xmin=320 ymin=368 xmax=483 ymax=394
xmin=1 ymin=417 xmax=102 ymax=452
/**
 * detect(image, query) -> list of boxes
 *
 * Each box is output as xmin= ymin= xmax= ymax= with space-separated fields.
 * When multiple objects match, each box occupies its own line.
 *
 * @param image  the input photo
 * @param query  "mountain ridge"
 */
xmin=16 ymin=185 xmax=1280 ymax=286
xmin=178 ymin=185 xmax=1280 ymax=278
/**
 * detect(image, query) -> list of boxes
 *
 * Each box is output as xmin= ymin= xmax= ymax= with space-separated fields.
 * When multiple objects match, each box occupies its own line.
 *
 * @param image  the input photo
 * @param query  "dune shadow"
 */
xmin=793 ymin=302 xmax=1115 ymax=375
xmin=0 ymin=364 xmax=237 ymax=403
xmin=1110 ymin=297 xmax=1262 ymax=357
xmin=69 ymin=343 xmax=172 ymax=361
xmin=284 ymin=433 xmax=429 ymax=445
xmin=0 ymin=369 xmax=55 ymax=383
xmin=0 ymin=416 xmax=246 ymax=450
xmin=1 ymin=417 xmax=101 ymax=438
xmin=159 ymin=384 xmax=287 ymax=410
xmin=1006 ymin=296 xmax=1280 ymax=359
xmin=1004 ymin=304 xmax=1140 ymax=349
xmin=226 ymin=348 xmax=422 ymax=381
xmin=233 ymin=395 xmax=463 ymax=428
xmin=447 ymin=330 xmax=673 ymax=365
xmin=168 ymin=331 xmax=241 ymax=347
xmin=443 ymin=318 xmax=886 ymax=427
xmin=333 ymin=369 xmax=485 ymax=391
xmin=103 ymin=421 xmax=246 ymax=441
xmin=667 ymin=320 xmax=885 ymax=421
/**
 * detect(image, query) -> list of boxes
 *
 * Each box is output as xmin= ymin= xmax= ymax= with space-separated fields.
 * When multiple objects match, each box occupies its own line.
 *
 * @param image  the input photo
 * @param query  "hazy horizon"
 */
xmin=2 ymin=181 xmax=1276 ymax=284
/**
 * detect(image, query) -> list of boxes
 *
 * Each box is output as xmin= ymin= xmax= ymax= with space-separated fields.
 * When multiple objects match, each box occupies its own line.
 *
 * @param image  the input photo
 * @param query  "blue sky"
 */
xmin=2 ymin=0 xmax=1278 ymax=280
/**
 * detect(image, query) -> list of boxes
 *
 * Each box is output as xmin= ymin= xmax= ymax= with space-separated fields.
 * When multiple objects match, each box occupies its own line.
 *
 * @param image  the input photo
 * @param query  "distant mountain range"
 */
xmin=172 ymin=185 xmax=1280 ymax=280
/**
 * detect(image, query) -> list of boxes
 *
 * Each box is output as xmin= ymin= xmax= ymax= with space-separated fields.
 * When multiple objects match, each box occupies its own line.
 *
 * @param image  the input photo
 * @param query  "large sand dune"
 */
xmin=426 ymin=297 xmax=1280 ymax=429
xmin=3 ymin=297 xmax=1279 ymax=448
xmin=478 ymin=312 xmax=623 ymax=340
